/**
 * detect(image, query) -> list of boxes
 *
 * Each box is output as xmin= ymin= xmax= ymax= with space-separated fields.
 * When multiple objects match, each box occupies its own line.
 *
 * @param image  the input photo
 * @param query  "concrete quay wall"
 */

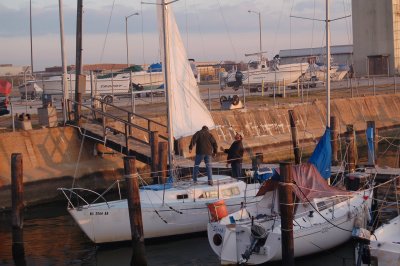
xmin=0 ymin=94 xmax=399 ymax=209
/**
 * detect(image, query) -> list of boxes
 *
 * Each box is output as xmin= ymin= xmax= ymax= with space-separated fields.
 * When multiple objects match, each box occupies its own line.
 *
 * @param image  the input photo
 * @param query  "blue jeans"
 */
xmin=193 ymin=154 xmax=213 ymax=182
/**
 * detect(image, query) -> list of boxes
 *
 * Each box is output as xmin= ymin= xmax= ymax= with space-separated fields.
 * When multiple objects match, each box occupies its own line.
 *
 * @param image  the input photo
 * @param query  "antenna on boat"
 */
xmin=290 ymin=0 xmax=350 ymax=128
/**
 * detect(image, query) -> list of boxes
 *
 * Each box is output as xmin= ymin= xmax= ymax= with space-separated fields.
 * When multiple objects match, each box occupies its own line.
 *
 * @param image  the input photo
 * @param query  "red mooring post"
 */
xmin=124 ymin=156 xmax=147 ymax=266
xmin=11 ymin=153 xmax=26 ymax=265
xmin=279 ymin=162 xmax=295 ymax=266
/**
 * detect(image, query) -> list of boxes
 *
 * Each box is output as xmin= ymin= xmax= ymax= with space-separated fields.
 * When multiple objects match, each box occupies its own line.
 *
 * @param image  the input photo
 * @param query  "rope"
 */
xmin=99 ymin=0 xmax=116 ymax=63
xmin=293 ymin=181 xmax=358 ymax=233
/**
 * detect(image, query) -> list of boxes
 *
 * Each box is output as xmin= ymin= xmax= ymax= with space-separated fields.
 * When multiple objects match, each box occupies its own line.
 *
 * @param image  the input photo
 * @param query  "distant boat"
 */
xmin=18 ymin=80 xmax=43 ymax=100
xmin=36 ymin=68 xmax=163 ymax=97
xmin=59 ymin=0 xmax=262 ymax=243
xmin=220 ymin=56 xmax=309 ymax=91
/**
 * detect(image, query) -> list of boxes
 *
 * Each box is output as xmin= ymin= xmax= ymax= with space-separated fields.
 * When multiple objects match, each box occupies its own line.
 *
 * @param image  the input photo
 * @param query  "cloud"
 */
xmin=0 ymin=0 xmax=353 ymax=71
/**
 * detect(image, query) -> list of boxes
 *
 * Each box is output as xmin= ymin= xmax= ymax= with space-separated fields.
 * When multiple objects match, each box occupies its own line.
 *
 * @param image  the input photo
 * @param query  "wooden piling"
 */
xmin=150 ymin=131 xmax=159 ymax=184
xmin=279 ymin=162 xmax=295 ymax=266
xmin=330 ymin=116 xmax=338 ymax=165
xmin=124 ymin=156 xmax=147 ymax=266
xmin=11 ymin=153 xmax=26 ymax=265
xmin=158 ymin=142 xmax=168 ymax=183
xmin=345 ymin=126 xmax=356 ymax=173
xmin=288 ymin=110 xmax=300 ymax=165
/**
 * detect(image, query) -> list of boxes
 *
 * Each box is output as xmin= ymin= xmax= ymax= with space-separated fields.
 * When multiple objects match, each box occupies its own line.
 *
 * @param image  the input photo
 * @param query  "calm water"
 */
xmin=0 ymin=136 xmax=399 ymax=266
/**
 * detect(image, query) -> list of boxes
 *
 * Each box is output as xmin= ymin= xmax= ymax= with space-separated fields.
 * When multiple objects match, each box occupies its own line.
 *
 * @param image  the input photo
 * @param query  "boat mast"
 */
xmin=326 ymin=0 xmax=331 ymax=128
xmin=161 ymin=0 xmax=174 ymax=177
xmin=58 ymin=0 xmax=68 ymax=124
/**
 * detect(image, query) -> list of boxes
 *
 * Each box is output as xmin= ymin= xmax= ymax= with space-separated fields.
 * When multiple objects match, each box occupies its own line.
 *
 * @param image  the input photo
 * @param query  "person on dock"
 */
xmin=189 ymin=125 xmax=218 ymax=186
xmin=221 ymin=132 xmax=244 ymax=178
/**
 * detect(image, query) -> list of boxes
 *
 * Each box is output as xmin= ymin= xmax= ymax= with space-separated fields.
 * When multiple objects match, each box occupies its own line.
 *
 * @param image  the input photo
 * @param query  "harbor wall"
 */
xmin=1 ymin=94 xmax=400 ymax=208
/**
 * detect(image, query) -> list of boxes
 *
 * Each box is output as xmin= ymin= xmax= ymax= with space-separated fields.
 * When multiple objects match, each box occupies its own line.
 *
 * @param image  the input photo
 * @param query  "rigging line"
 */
xmin=293 ymin=181 xmax=354 ymax=233
xmin=216 ymin=0 xmax=238 ymax=61
xmin=140 ymin=3 xmax=146 ymax=66
xmin=99 ymin=0 xmax=117 ymax=63
xmin=271 ymin=0 xmax=286 ymax=55
xmin=192 ymin=0 xmax=208 ymax=61
xmin=342 ymin=0 xmax=352 ymax=46
xmin=71 ymin=127 xmax=87 ymax=197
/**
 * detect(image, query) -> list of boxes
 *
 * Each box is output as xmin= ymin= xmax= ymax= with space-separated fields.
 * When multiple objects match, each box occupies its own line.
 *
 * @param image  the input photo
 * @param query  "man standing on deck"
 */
xmin=189 ymin=125 xmax=218 ymax=186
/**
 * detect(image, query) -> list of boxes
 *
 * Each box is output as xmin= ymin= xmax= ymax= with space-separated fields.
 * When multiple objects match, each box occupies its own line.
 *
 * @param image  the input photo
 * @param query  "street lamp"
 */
xmin=125 ymin=12 xmax=139 ymax=67
xmin=248 ymin=10 xmax=262 ymax=60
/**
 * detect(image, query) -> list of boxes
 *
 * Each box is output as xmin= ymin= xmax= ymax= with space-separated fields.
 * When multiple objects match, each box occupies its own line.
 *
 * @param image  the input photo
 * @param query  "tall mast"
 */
xmin=161 ymin=0 xmax=174 ymax=176
xmin=58 ymin=0 xmax=68 ymax=124
xmin=326 ymin=0 xmax=331 ymax=128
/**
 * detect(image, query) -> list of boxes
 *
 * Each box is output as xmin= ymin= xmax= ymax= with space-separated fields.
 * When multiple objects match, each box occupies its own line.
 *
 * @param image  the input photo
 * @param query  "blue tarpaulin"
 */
xmin=148 ymin=63 xmax=162 ymax=72
xmin=366 ymin=126 xmax=375 ymax=164
xmin=308 ymin=127 xmax=332 ymax=179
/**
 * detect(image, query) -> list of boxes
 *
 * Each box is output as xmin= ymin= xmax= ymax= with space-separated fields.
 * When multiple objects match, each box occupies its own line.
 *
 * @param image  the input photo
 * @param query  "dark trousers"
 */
xmin=231 ymin=161 xmax=242 ymax=178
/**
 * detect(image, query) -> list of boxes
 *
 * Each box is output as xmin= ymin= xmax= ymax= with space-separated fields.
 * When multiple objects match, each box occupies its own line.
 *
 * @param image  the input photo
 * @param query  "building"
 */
xmin=278 ymin=45 xmax=353 ymax=66
xmin=352 ymin=0 xmax=400 ymax=76
xmin=0 ymin=64 xmax=32 ymax=77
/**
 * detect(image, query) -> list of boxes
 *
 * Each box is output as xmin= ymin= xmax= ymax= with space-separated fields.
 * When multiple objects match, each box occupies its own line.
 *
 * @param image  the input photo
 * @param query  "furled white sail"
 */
xmin=157 ymin=1 xmax=215 ymax=139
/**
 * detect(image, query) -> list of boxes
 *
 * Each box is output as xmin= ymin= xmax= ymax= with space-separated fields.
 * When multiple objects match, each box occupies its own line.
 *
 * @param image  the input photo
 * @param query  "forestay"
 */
xmin=157 ymin=1 xmax=215 ymax=139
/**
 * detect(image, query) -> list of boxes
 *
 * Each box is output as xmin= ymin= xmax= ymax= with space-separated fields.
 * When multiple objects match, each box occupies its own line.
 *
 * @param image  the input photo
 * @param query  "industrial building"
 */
xmin=279 ymin=45 xmax=353 ymax=66
xmin=352 ymin=0 xmax=400 ymax=76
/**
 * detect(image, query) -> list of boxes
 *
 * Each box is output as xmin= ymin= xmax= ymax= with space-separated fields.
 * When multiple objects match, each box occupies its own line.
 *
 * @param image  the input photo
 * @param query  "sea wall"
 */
xmin=0 ymin=94 xmax=400 ymax=209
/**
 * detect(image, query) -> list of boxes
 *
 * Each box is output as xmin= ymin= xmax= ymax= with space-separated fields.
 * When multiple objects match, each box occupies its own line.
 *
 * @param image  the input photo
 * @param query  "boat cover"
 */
xmin=256 ymin=163 xmax=351 ymax=201
xmin=308 ymin=127 xmax=331 ymax=179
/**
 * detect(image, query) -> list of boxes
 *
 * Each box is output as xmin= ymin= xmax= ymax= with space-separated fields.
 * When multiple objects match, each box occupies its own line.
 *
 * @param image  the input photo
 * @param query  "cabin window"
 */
xmin=201 ymin=190 xmax=218 ymax=199
xmin=221 ymin=187 xmax=240 ymax=197
xmin=177 ymin=194 xmax=188 ymax=200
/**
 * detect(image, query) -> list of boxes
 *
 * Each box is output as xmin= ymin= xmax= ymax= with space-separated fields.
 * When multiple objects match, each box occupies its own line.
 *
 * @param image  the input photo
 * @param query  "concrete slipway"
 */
xmin=1 ymin=94 xmax=400 ymax=209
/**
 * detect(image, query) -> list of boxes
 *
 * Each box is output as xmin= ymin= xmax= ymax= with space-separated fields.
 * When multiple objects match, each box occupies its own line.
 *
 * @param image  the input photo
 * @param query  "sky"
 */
xmin=0 ymin=0 xmax=353 ymax=71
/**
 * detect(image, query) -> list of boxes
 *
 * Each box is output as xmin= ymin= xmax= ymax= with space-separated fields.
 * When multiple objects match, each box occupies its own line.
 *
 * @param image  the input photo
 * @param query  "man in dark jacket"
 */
xmin=189 ymin=125 xmax=218 ymax=185
xmin=222 ymin=132 xmax=244 ymax=178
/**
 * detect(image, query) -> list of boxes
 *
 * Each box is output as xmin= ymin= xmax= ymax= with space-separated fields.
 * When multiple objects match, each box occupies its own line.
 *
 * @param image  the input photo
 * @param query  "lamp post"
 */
xmin=248 ymin=10 xmax=262 ymax=61
xmin=125 ymin=12 xmax=139 ymax=67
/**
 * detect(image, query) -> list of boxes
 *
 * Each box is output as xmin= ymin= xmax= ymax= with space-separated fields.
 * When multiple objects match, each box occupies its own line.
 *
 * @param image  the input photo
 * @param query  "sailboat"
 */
xmin=207 ymin=1 xmax=372 ymax=264
xmin=354 ymin=214 xmax=400 ymax=266
xmin=207 ymin=129 xmax=373 ymax=264
xmin=58 ymin=0 xmax=261 ymax=244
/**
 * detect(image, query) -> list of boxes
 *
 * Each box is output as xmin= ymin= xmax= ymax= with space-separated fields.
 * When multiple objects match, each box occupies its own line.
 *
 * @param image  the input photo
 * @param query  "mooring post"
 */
xmin=11 ymin=153 xmax=26 ymax=265
xmin=366 ymin=121 xmax=376 ymax=166
xmin=158 ymin=142 xmax=168 ymax=184
xmin=345 ymin=125 xmax=356 ymax=174
xmin=150 ymin=131 xmax=159 ymax=184
xmin=330 ymin=116 xmax=338 ymax=165
xmin=279 ymin=162 xmax=295 ymax=266
xmin=373 ymin=77 xmax=376 ymax=96
xmin=289 ymin=110 xmax=300 ymax=165
xmin=124 ymin=156 xmax=147 ymax=266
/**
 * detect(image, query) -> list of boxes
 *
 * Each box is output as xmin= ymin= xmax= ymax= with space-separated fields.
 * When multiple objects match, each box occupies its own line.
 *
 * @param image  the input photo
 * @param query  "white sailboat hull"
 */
xmin=67 ymin=176 xmax=261 ymax=243
xmin=356 ymin=215 xmax=400 ymax=266
xmin=208 ymin=190 xmax=372 ymax=265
